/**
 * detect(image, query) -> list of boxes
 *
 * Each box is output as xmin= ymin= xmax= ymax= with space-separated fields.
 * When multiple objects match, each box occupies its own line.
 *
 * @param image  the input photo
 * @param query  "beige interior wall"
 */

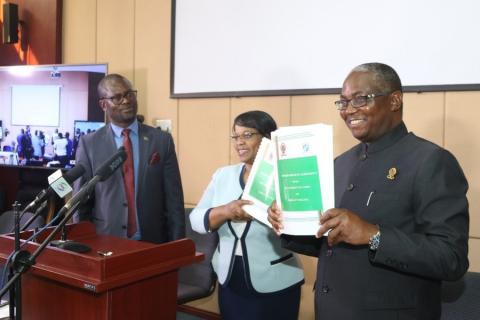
xmin=63 ymin=1 xmax=479 ymax=317
xmin=444 ymin=92 xmax=480 ymax=238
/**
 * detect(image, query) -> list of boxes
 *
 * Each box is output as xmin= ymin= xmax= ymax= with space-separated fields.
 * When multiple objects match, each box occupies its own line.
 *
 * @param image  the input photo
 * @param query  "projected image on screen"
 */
xmin=74 ymin=121 xmax=105 ymax=136
xmin=11 ymin=85 xmax=61 ymax=126
xmin=0 ymin=63 xmax=107 ymax=168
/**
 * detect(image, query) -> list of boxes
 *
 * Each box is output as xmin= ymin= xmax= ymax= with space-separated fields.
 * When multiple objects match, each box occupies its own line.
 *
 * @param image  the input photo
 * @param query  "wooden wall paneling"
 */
xmin=297 ymin=255 xmax=316 ymax=320
xmin=96 ymin=0 xmax=135 ymax=79
xmin=403 ymin=92 xmax=445 ymax=147
xmin=62 ymin=0 xmax=97 ymax=63
xmin=444 ymin=91 xmax=480 ymax=238
xmin=178 ymin=98 xmax=231 ymax=204
xmin=0 ymin=0 xmax=62 ymax=65
xmin=469 ymin=238 xmax=480 ymax=272
xmin=230 ymin=96 xmax=291 ymax=164
xmin=24 ymin=0 xmax=63 ymax=64
xmin=134 ymin=0 xmax=178 ymax=140
xmin=0 ymin=0 xmax=24 ymax=65
xmin=60 ymin=3 xmax=480 ymax=317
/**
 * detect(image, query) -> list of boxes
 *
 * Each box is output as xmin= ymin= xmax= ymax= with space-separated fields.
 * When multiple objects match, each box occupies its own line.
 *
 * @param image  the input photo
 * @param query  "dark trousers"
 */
xmin=219 ymin=256 xmax=301 ymax=320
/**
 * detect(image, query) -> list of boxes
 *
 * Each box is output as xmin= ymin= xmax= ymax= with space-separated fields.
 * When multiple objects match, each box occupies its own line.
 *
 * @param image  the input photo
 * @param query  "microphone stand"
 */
xmin=15 ymin=190 xmax=49 ymax=229
xmin=49 ymin=184 xmax=94 ymax=254
xmin=20 ymin=200 xmax=48 ymax=232
xmin=0 ymin=181 xmax=95 ymax=317
xmin=7 ymin=201 xmax=22 ymax=319
xmin=49 ymin=222 xmax=91 ymax=253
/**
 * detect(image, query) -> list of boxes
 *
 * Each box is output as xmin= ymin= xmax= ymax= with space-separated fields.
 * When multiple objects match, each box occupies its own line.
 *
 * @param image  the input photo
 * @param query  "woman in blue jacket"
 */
xmin=190 ymin=110 xmax=304 ymax=320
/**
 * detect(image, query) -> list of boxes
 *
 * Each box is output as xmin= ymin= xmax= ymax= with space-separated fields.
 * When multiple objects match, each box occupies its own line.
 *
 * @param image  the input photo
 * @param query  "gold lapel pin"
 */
xmin=387 ymin=167 xmax=397 ymax=180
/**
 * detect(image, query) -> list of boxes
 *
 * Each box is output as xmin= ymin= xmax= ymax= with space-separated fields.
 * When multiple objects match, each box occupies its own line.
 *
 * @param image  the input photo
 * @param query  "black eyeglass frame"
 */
xmin=230 ymin=132 xmax=260 ymax=141
xmin=334 ymin=92 xmax=392 ymax=111
xmin=100 ymin=90 xmax=138 ymax=105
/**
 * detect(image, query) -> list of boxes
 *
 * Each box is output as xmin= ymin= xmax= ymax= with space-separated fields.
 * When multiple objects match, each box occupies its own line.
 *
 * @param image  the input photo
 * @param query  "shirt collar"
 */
xmin=110 ymin=119 xmax=139 ymax=138
xmin=363 ymin=121 xmax=408 ymax=154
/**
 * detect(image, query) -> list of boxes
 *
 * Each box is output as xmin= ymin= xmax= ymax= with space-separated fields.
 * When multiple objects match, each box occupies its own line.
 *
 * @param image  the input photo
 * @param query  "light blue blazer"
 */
xmin=190 ymin=164 xmax=304 ymax=293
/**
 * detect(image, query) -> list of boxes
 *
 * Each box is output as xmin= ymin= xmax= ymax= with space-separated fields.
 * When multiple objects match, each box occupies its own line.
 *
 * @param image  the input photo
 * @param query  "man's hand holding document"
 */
xmin=242 ymin=123 xmax=334 ymax=235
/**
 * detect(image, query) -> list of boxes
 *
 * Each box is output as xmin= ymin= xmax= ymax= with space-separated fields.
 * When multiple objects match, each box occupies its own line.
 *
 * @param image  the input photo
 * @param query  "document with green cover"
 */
xmin=242 ymin=138 xmax=275 ymax=227
xmin=272 ymin=124 xmax=334 ymax=235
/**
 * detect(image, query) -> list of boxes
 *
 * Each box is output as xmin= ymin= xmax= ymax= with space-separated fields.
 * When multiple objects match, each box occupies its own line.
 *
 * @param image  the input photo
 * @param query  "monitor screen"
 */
xmin=0 ymin=63 xmax=107 ymax=168
xmin=74 ymin=120 xmax=105 ymax=136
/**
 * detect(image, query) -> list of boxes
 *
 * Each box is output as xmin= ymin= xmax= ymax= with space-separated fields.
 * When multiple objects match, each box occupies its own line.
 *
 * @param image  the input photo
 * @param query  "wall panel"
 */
xmin=96 ymin=0 xmax=135 ymax=79
xmin=403 ymin=92 xmax=445 ymax=146
xmin=178 ymin=98 xmax=231 ymax=204
xmin=62 ymin=0 xmax=96 ymax=63
xmin=469 ymin=238 xmax=480 ymax=272
xmin=230 ymin=96 xmax=291 ymax=164
xmin=61 ymin=1 xmax=479 ymax=316
xmin=298 ymin=255 xmax=316 ymax=320
xmin=134 ymin=0 xmax=178 ymax=138
xmin=445 ymin=92 xmax=480 ymax=237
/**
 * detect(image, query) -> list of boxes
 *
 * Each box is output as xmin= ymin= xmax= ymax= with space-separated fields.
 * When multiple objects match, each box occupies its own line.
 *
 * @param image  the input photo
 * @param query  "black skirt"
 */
xmin=218 ymin=256 xmax=301 ymax=320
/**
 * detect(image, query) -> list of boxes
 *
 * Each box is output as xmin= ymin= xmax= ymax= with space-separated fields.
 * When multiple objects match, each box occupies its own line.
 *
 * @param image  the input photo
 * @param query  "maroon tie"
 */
xmin=122 ymin=128 xmax=137 ymax=237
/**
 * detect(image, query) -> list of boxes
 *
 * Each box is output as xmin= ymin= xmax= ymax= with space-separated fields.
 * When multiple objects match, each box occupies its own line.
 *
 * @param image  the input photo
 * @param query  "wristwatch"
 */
xmin=368 ymin=227 xmax=381 ymax=251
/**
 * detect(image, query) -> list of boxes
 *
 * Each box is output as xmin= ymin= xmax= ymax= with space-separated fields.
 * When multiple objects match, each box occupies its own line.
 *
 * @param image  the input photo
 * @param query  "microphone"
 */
xmin=95 ymin=146 xmax=127 ymax=181
xmin=64 ymin=146 xmax=127 ymax=211
xmin=23 ymin=164 xmax=86 ymax=214
xmin=50 ymin=147 xmax=127 ymax=253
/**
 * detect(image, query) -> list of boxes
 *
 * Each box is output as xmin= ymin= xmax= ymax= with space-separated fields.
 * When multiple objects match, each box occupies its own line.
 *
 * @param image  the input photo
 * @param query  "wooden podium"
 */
xmin=0 ymin=222 xmax=202 ymax=320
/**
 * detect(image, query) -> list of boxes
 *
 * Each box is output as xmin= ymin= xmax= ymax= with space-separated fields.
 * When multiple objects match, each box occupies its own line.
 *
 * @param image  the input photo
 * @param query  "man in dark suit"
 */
xmin=73 ymin=74 xmax=185 ymax=243
xmin=268 ymin=63 xmax=469 ymax=319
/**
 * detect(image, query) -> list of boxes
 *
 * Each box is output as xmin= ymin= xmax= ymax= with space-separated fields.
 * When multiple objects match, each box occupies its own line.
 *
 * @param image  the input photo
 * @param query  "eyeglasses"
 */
xmin=100 ymin=90 xmax=137 ymax=105
xmin=334 ymin=92 xmax=391 ymax=111
xmin=230 ymin=132 xmax=259 ymax=141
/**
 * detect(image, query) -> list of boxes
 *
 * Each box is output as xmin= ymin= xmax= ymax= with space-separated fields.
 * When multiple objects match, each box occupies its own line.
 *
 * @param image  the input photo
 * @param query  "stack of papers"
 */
xmin=242 ymin=123 xmax=334 ymax=235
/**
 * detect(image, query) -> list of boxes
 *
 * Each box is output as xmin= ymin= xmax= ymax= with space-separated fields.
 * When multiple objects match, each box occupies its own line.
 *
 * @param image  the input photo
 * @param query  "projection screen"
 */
xmin=172 ymin=0 xmax=480 ymax=97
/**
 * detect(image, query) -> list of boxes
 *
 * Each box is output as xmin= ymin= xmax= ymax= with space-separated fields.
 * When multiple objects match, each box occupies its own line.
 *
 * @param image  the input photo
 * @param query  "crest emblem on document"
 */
xmin=280 ymin=143 xmax=287 ymax=156
xmin=387 ymin=167 xmax=397 ymax=180
xmin=302 ymin=143 xmax=310 ymax=153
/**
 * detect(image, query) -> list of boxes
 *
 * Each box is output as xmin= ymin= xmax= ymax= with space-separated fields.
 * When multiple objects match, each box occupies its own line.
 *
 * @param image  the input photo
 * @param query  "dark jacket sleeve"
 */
xmin=162 ymin=133 xmax=185 ymax=241
xmin=371 ymin=148 xmax=469 ymax=281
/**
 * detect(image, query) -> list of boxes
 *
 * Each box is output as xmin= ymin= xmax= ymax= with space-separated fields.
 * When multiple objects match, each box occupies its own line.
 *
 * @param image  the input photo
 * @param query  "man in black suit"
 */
xmin=73 ymin=74 xmax=185 ymax=243
xmin=268 ymin=62 xmax=469 ymax=319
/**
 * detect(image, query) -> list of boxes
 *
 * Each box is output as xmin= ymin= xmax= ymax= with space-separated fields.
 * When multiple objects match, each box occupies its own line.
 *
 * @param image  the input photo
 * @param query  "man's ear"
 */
xmin=99 ymin=99 xmax=107 ymax=112
xmin=390 ymin=91 xmax=403 ymax=112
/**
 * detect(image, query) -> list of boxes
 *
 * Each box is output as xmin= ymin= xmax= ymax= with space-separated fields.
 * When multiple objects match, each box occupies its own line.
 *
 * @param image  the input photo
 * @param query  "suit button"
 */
xmin=123 ymin=203 xmax=128 ymax=207
xmin=122 ymin=225 xmax=127 ymax=229
xmin=321 ymin=285 xmax=330 ymax=293
xmin=347 ymin=184 xmax=354 ymax=191
xmin=359 ymin=154 xmax=367 ymax=161
xmin=326 ymin=249 xmax=333 ymax=257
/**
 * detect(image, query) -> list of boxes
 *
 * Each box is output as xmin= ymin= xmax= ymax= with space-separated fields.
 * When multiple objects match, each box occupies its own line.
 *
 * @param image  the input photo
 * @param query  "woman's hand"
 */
xmin=209 ymin=199 xmax=253 ymax=230
xmin=224 ymin=199 xmax=254 ymax=222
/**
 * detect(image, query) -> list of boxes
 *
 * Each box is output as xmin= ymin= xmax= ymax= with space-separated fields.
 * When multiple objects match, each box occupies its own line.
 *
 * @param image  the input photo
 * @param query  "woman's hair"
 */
xmin=233 ymin=110 xmax=277 ymax=138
